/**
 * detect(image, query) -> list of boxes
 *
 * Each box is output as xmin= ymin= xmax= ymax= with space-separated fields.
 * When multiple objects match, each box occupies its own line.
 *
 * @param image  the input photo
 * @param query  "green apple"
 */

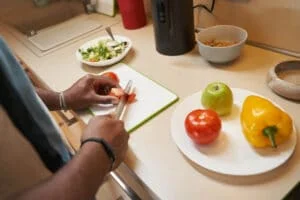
xmin=201 ymin=82 xmax=233 ymax=116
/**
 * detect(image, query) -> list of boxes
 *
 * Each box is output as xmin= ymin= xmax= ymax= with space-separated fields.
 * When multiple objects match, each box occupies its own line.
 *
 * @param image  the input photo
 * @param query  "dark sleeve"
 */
xmin=0 ymin=37 xmax=71 ymax=172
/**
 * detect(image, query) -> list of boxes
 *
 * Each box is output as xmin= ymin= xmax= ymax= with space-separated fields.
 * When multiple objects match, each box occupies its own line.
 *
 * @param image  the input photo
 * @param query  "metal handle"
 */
xmin=105 ymin=27 xmax=116 ymax=41
xmin=110 ymin=171 xmax=142 ymax=200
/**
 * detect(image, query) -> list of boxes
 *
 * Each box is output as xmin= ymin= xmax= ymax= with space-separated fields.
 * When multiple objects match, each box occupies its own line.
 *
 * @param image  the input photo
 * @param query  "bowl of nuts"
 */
xmin=196 ymin=25 xmax=248 ymax=63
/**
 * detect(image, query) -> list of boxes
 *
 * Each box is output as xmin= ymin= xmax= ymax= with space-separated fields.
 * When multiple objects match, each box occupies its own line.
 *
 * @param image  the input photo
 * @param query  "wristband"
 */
xmin=81 ymin=138 xmax=115 ymax=171
xmin=59 ymin=92 xmax=68 ymax=111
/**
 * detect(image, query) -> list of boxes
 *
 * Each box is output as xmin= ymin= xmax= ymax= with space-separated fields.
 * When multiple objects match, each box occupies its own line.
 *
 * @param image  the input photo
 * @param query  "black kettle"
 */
xmin=151 ymin=0 xmax=195 ymax=55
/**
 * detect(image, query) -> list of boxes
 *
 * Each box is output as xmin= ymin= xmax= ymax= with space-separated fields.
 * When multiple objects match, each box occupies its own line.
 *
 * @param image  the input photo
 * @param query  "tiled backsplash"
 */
xmin=144 ymin=0 xmax=300 ymax=56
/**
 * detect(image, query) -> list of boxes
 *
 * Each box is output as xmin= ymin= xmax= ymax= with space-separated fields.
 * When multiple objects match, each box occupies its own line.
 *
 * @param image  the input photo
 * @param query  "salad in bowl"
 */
xmin=76 ymin=35 xmax=132 ymax=67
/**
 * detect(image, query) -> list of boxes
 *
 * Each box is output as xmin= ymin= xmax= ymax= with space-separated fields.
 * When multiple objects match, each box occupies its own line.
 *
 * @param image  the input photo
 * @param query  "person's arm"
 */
xmin=36 ymin=74 xmax=120 ymax=111
xmin=10 ymin=116 xmax=129 ymax=200
xmin=13 ymin=142 xmax=111 ymax=200
xmin=35 ymin=87 xmax=61 ymax=110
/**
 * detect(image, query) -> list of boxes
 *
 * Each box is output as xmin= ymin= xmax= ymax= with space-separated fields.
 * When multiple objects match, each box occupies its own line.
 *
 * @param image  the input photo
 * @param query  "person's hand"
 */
xmin=82 ymin=115 xmax=129 ymax=170
xmin=63 ymin=74 xmax=120 ymax=110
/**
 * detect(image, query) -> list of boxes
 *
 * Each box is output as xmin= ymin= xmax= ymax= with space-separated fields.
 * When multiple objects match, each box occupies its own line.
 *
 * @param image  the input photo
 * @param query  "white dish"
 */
xmin=171 ymin=88 xmax=297 ymax=176
xmin=76 ymin=35 xmax=132 ymax=67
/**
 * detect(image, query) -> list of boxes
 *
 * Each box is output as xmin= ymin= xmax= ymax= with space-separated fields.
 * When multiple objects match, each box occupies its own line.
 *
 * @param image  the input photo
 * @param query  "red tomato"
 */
xmin=184 ymin=109 xmax=221 ymax=144
xmin=102 ymin=72 xmax=119 ymax=83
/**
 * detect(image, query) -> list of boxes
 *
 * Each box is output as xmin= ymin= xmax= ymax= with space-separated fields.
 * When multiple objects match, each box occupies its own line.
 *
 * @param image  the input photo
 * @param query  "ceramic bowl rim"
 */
xmin=196 ymin=25 xmax=248 ymax=49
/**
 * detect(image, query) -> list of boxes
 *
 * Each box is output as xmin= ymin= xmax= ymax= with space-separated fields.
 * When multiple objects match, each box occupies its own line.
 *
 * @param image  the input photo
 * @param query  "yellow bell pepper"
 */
xmin=240 ymin=95 xmax=293 ymax=148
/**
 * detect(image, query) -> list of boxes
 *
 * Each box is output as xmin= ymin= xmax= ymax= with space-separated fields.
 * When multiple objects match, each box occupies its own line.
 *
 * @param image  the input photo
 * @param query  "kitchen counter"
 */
xmin=1 ymin=13 xmax=300 ymax=200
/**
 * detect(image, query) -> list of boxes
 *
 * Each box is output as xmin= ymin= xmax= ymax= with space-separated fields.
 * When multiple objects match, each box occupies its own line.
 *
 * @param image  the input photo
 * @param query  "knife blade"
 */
xmin=114 ymin=80 xmax=133 ymax=119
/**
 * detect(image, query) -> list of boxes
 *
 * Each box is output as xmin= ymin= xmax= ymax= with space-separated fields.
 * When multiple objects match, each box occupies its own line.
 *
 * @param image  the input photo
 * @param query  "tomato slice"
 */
xmin=109 ymin=88 xmax=137 ymax=104
xmin=102 ymin=72 xmax=119 ymax=83
xmin=101 ymin=72 xmax=137 ymax=104
xmin=127 ymin=93 xmax=136 ymax=103
xmin=184 ymin=109 xmax=221 ymax=145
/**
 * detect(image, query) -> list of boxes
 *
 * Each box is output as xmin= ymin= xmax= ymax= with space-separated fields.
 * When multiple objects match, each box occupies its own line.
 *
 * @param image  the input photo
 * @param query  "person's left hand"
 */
xmin=63 ymin=74 xmax=120 ymax=110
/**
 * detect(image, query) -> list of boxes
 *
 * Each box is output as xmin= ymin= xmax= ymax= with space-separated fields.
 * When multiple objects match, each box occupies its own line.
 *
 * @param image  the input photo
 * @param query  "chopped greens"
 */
xmin=79 ymin=39 xmax=128 ymax=62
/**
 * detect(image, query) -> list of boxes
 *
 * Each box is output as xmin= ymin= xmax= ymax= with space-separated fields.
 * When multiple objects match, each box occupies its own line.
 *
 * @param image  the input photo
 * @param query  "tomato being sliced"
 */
xmin=109 ymin=88 xmax=125 ymax=98
xmin=102 ymin=72 xmax=119 ymax=83
xmin=109 ymin=88 xmax=137 ymax=103
xmin=184 ymin=109 xmax=221 ymax=145
xmin=109 ymin=87 xmax=137 ymax=105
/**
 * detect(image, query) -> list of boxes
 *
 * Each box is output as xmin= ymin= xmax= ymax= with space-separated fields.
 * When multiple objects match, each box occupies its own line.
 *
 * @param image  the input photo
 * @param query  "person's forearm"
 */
xmin=35 ymin=87 xmax=61 ymax=110
xmin=12 ymin=142 xmax=111 ymax=200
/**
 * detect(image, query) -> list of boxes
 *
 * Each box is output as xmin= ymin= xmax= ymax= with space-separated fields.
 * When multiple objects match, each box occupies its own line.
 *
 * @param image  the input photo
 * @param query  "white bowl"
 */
xmin=76 ymin=35 xmax=132 ymax=67
xmin=196 ymin=25 xmax=248 ymax=63
xmin=267 ymin=60 xmax=300 ymax=101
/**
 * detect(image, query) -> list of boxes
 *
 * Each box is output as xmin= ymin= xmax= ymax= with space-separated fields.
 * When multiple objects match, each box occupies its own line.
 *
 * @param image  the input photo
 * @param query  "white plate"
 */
xmin=76 ymin=35 xmax=132 ymax=67
xmin=171 ymin=88 xmax=297 ymax=176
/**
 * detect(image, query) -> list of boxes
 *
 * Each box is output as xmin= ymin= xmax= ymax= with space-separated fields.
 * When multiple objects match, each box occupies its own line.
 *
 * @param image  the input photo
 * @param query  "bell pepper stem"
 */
xmin=263 ymin=126 xmax=278 ymax=148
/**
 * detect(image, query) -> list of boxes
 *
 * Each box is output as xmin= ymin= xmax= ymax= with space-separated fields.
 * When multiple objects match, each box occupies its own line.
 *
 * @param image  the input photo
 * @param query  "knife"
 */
xmin=111 ymin=80 xmax=142 ymax=199
xmin=114 ymin=80 xmax=133 ymax=119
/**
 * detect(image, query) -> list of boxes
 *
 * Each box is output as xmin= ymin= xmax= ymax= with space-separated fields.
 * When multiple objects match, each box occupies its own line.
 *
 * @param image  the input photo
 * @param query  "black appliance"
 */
xmin=151 ymin=0 xmax=195 ymax=55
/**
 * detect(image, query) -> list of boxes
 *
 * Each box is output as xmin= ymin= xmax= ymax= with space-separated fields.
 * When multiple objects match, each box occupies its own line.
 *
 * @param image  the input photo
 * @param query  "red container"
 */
xmin=117 ymin=0 xmax=147 ymax=29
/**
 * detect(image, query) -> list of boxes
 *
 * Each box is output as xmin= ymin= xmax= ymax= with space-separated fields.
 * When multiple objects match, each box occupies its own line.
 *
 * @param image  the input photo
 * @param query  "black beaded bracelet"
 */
xmin=81 ymin=138 xmax=115 ymax=171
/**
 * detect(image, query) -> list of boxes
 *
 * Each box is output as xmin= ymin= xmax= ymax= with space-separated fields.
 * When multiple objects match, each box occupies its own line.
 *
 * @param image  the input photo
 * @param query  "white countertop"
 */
xmin=1 ymin=13 xmax=300 ymax=200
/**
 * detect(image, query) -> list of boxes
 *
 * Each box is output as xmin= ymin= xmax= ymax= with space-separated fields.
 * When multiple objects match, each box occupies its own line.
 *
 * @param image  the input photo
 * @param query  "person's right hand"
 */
xmin=82 ymin=115 xmax=129 ymax=170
